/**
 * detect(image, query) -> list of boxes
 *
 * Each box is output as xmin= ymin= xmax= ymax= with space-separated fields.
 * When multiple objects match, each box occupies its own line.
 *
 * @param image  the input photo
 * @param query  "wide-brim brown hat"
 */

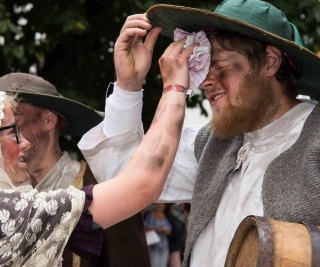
xmin=146 ymin=0 xmax=320 ymax=99
xmin=0 ymin=73 xmax=103 ymax=136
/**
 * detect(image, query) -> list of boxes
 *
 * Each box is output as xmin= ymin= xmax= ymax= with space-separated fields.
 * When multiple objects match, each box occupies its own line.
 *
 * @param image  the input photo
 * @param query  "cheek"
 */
xmin=16 ymin=116 xmax=40 ymax=136
xmin=1 ymin=139 xmax=19 ymax=166
xmin=224 ymin=79 xmax=241 ymax=101
xmin=228 ymin=75 xmax=251 ymax=103
xmin=18 ymin=122 xmax=34 ymax=138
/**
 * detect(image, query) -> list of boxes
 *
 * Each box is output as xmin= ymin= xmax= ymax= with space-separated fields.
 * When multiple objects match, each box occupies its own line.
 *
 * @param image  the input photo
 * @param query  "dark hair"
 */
xmin=207 ymin=30 xmax=298 ymax=98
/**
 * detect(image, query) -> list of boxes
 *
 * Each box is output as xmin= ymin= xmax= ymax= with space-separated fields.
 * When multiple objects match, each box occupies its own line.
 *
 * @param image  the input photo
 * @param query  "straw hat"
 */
xmin=146 ymin=0 xmax=320 ymax=99
xmin=0 ymin=73 xmax=103 ymax=136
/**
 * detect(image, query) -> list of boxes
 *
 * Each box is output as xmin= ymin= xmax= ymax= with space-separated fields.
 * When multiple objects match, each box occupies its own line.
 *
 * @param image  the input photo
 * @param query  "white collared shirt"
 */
xmin=35 ymin=151 xmax=81 ymax=192
xmin=78 ymin=84 xmax=315 ymax=266
xmin=191 ymin=101 xmax=314 ymax=267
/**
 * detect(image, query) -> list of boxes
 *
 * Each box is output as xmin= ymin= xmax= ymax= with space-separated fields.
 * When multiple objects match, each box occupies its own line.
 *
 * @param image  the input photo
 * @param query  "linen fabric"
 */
xmin=186 ymin=103 xmax=320 ymax=265
xmin=78 ymin=85 xmax=199 ymax=189
xmin=187 ymin=102 xmax=315 ymax=266
xmin=35 ymin=152 xmax=82 ymax=193
xmin=78 ymin=84 xmax=320 ymax=266
xmin=173 ymin=28 xmax=211 ymax=96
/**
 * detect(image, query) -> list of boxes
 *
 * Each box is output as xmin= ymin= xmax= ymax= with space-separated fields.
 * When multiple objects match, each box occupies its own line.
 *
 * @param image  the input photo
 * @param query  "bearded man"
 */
xmin=78 ymin=0 xmax=320 ymax=266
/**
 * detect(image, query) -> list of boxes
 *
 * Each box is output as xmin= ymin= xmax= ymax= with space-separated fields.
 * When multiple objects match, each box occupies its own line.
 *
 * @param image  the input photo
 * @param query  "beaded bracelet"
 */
xmin=162 ymin=84 xmax=192 ymax=96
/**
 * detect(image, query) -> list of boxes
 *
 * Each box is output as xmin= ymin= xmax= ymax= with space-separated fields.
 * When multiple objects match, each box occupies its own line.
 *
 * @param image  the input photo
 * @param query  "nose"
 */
xmin=199 ymin=69 xmax=219 ymax=91
xmin=19 ymin=134 xmax=31 ymax=151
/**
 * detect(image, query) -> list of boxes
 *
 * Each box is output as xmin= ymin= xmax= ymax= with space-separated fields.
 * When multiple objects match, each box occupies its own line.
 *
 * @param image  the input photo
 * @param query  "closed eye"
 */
xmin=215 ymin=65 xmax=230 ymax=70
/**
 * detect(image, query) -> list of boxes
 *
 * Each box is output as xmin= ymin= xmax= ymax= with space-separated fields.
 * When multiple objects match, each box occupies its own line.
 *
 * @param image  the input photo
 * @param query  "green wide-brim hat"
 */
xmin=0 ymin=73 xmax=103 ymax=136
xmin=147 ymin=0 xmax=320 ymax=99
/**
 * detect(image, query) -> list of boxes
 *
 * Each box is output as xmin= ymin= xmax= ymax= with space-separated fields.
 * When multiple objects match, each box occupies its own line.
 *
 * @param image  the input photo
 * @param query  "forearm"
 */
xmin=89 ymin=90 xmax=186 ymax=229
xmin=125 ymin=90 xmax=186 ymax=200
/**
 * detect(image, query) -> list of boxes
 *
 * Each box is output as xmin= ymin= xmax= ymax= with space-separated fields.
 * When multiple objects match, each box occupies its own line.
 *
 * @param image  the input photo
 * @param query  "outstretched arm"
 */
xmin=89 ymin=37 xmax=196 ymax=229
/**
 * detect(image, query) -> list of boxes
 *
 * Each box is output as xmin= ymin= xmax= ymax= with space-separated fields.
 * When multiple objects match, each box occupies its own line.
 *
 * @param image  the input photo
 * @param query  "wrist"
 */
xmin=116 ymin=80 xmax=143 ymax=92
xmin=162 ymin=84 xmax=192 ymax=96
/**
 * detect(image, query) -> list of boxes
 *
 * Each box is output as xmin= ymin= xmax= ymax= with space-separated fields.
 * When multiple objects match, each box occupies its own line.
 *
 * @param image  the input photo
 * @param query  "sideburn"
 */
xmin=25 ymin=130 xmax=49 ymax=162
xmin=212 ymin=72 xmax=276 ymax=140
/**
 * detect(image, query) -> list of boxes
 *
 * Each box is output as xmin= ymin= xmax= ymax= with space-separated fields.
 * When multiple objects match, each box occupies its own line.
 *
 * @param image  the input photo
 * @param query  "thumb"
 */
xmin=144 ymin=26 xmax=162 ymax=54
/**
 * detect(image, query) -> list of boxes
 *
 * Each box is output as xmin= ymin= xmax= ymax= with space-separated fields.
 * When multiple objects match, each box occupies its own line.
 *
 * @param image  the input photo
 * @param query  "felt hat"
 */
xmin=0 ymin=73 xmax=103 ymax=136
xmin=146 ymin=0 xmax=320 ymax=99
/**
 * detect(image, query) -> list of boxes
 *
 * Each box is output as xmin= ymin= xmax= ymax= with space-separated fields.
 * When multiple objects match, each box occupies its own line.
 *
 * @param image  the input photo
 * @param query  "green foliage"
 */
xmin=0 ymin=0 xmax=319 ymax=134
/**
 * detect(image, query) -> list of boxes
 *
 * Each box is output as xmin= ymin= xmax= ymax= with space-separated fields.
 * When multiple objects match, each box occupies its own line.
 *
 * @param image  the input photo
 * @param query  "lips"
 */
xmin=18 ymin=159 xmax=27 ymax=166
xmin=209 ymin=92 xmax=226 ymax=105
xmin=17 ymin=155 xmax=28 ymax=168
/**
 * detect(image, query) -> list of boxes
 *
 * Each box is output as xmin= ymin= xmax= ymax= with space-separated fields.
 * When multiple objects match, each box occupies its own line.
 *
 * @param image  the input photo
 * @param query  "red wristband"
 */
xmin=162 ymin=84 xmax=187 ymax=94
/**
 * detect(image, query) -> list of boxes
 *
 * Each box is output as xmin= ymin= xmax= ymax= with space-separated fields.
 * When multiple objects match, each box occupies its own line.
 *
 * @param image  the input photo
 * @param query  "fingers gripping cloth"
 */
xmin=174 ymin=28 xmax=211 ymax=97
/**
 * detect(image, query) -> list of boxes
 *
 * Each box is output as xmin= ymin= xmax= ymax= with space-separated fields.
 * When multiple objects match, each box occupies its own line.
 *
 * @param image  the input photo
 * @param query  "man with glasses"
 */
xmin=0 ymin=73 xmax=151 ymax=267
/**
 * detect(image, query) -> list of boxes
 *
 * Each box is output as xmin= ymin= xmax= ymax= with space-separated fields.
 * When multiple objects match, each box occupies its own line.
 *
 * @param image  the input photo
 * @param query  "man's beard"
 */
xmin=24 ymin=130 xmax=49 ymax=163
xmin=211 ymin=72 xmax=276 ymax=140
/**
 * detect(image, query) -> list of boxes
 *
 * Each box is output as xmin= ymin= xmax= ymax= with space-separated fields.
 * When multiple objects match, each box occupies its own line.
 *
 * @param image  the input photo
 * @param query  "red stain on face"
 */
xmin=0 ymin=104 xmax=30 ymax=186
xmin=2 ymin=137 xmax=24 ymax=180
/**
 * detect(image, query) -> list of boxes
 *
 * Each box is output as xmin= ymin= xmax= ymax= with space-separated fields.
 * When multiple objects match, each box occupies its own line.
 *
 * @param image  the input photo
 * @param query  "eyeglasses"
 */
xmin=0 ymin=124 xmax=21 ymax=144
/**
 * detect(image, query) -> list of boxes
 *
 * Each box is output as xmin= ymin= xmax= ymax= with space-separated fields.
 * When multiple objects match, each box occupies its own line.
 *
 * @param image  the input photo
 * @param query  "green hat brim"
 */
xmin=147 ymin=4 xmax=320 ymax=99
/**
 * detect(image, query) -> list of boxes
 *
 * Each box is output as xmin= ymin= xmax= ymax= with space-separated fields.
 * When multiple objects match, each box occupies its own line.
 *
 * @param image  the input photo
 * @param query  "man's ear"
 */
xmin=43 ymin=110 xmax=59 ymax=130
xmin=265 ymin=45 xmax=282 ymax=77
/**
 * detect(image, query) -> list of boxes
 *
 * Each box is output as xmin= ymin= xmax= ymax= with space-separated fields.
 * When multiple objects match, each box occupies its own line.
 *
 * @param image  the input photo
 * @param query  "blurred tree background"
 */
xmin=0 ymin=0 xmax=319 ymax=152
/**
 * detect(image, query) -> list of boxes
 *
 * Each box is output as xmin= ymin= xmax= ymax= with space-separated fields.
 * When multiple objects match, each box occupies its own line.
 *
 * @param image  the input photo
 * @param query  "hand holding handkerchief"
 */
xmin=174 ymin=28 xmax=211 ymax=97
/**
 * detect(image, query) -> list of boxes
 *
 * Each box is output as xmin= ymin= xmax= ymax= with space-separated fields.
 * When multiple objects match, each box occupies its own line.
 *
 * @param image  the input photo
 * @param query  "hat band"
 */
xmin=283 ymin=53 xmax=297 ymax=72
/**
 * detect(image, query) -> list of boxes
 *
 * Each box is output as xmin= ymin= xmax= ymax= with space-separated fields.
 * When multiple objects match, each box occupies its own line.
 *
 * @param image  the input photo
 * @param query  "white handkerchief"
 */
xmin=174 ymin=28 xmax=211 ymax=97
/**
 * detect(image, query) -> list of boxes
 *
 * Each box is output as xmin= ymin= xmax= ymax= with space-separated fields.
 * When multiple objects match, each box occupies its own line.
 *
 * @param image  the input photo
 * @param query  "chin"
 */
xmin=13 ymin=174 xmax=30 ymax=187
